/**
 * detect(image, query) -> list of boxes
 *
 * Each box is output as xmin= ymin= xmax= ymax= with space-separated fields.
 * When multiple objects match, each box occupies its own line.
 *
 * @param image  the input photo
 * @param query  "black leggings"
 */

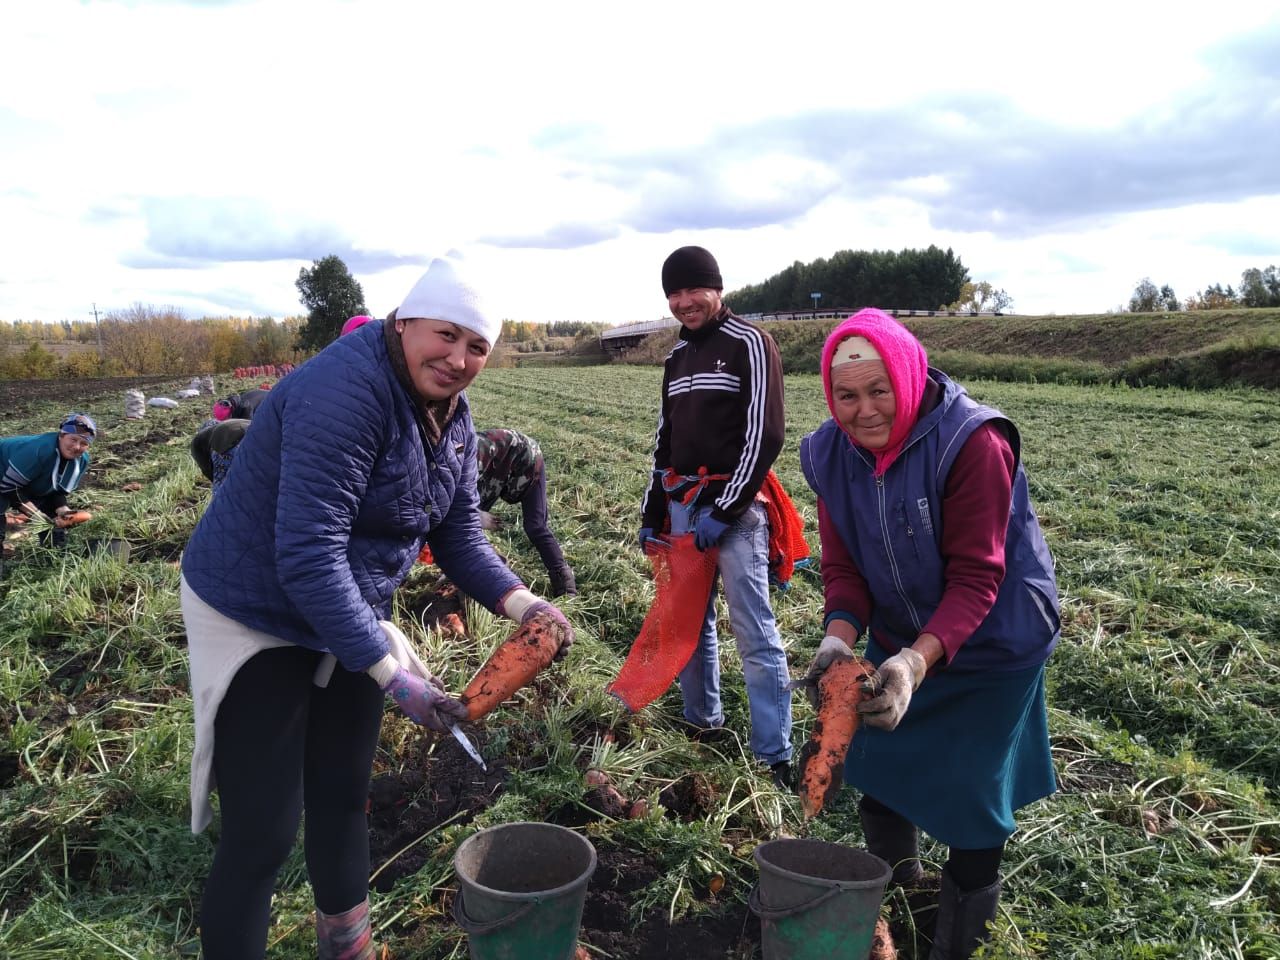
xmin=860 ymin=793 xmax=1004 ymax=891
xmin=200 ymin=645 xmax=383 ymax=960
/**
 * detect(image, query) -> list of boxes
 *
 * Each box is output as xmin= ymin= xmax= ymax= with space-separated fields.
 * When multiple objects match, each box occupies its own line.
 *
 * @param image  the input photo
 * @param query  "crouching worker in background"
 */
xmin=476 ymin=427 xmax=577 ymax=597
xmin=179 ymin=258 xmax=574 ymax=959
xmin=189 ymin=418 xmax=251 ymax=494
xmin=212 ymin=387 xmax=270 ymax=422
xmin=800 ymin=308 xmax=1059 ymax=959
xmin=1 ymin=413 xmax=97 ymax=577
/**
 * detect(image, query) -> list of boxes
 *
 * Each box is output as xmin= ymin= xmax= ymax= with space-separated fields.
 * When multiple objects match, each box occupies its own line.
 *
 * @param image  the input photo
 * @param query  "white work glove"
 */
xmin=857 ymin=647 xmax=927 ymax=731
xmin=795 ymin=635 xmax=856 ymax=709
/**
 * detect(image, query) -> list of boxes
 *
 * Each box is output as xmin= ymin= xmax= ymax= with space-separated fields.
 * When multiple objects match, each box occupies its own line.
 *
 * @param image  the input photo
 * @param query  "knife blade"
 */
xmin=449 ymin=723 xmax=487 ymax=772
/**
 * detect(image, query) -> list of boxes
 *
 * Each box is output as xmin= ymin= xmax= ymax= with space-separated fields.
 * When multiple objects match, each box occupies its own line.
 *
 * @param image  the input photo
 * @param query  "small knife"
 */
xmin=449 ymin=723 xmax=487 ymax=771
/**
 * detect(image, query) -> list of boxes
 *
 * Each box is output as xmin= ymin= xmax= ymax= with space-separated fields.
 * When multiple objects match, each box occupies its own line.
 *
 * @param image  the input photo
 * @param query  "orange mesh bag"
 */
xmin=759 ymin=470 xmax=810 ymax=587
xmin=607 ymin=533 xmax=720 ymax=712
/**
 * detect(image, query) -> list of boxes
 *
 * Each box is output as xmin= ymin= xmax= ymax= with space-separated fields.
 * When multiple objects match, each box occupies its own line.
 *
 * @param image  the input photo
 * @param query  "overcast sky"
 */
xmin=3 ymin=0 xmax=1278 ymax=326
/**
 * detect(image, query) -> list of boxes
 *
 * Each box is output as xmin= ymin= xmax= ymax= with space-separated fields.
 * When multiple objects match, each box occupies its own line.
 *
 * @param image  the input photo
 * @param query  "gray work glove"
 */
xmin=857 ymin=647 xmax=928 ymax=731
xmin=796 ymin=635 xmax=855 ymax=709
xmin=479 ymin=510 xmax=502 ymax=531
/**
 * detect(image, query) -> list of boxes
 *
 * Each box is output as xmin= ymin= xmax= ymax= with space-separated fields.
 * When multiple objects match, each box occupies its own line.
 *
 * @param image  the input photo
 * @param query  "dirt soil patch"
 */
xmin=368 ymin=726 xmax=509 ymax=893
xmin=0 ymin=376 xmax=184 ymax=415
xmin=580 ymin=848 xmax=761 ymax=959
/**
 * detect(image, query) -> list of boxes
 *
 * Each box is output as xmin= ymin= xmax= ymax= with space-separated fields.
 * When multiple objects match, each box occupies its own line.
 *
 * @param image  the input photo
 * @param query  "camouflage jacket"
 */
xmin=475 ymin=428 xmax=543 ymax=510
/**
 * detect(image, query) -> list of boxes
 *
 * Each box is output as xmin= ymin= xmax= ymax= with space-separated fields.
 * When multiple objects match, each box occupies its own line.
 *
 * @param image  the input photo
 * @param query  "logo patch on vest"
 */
xmin=714 ymin=359 xmax=726 ymax=372
xmin=916 ymin=498 xmax=934 ymax=536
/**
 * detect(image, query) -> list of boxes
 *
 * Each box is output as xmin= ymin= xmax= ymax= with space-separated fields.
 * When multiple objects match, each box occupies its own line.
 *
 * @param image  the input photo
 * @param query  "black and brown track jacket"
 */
xmin=641 ymin=308 xmax=785 ymax=529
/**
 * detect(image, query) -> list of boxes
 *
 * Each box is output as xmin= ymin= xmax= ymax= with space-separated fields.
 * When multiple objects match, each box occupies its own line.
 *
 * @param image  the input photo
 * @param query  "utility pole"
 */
xmin=92 ymin=302 xmax=103 ymax=358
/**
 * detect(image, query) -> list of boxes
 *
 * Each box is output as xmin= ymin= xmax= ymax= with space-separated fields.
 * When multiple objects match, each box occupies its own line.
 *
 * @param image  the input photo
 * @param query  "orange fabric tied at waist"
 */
xmin=660 ymin=466 xmax=731 ymax=506
xmin=606 ymin=534 xmax=719 ymax=712
xmin=658 ymin=467 xmax=810 ymax=586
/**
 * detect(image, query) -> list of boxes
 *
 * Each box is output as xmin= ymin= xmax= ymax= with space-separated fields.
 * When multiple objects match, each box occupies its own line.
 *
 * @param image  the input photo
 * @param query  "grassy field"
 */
xmin=1 ymin=366 xmax=1278 ymax=958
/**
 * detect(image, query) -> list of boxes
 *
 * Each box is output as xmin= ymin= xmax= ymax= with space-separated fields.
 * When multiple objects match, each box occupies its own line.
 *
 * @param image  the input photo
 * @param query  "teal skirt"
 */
xmin=844 ymin=638 xmax=1056 ymax=848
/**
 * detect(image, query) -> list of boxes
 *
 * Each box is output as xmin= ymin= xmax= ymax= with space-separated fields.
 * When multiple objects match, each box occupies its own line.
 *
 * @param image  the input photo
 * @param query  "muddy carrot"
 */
xmin=56 ymin=510 xmax=93 ymax=529
xmin=797 ymin=656 xmax=878 ymax=819
xmin=459 ymin=614 xmax=566 ymax=721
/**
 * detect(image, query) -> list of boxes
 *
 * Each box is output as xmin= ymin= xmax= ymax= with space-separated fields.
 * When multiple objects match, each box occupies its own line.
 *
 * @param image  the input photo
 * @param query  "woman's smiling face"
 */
xmin=831 ymin=360 xmax=896 ymax=449
xmin=396 ymin=317 xmax=491 ymax=401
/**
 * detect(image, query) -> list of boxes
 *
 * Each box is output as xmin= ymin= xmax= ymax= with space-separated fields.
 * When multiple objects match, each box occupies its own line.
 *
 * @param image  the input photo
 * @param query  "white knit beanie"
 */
xmin=396 ymin=257 xmax=501 ymax=347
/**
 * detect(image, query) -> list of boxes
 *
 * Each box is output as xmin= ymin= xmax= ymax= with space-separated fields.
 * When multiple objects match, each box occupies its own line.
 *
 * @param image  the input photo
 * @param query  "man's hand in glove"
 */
xmin=693 ymin=513 xmax=730 ymax=551
xmin=798 ymin=635 xmax=856 ymax=709
xmin=478 ymin=510 xmax=502 ymax=531
xmin=499 ymin=588 xmax=575 ymax=661
xmin=857 ymin=647 xmax=928 ymax=731
xmin=382 ymin=667 xmax=467 ymax=733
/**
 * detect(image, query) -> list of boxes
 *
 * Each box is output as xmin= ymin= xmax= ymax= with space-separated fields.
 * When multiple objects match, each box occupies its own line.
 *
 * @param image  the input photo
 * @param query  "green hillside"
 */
xmin=618 ymin=308 xmax=1280 ymax=389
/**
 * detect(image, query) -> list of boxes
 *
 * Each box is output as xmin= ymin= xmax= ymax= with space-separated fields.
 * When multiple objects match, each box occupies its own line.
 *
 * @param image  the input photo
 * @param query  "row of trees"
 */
xmin=2 ymin=254 xmax=608 ymax=379
xmin=292 ymin=255 xmax=607 ymax=349
xmin=0 ymin=308 xmax=305 ymax=379
xmin=0 ymin=319 xmax=100 ymax=345
xmin=1130 ymin=266 xmax=1280 ymax=312
xmin=725 ymin=246 xmax=970 ymax=315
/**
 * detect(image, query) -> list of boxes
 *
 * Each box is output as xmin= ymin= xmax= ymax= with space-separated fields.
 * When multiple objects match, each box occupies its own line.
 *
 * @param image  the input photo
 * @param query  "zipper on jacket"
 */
xmin=876 ymin=476 xmax=923 ymax=633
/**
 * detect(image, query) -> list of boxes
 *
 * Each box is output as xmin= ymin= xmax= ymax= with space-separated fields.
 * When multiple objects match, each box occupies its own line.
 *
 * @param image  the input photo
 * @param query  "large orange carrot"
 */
xmin=798 ymin=656 xmax=878 ymax=819
xmin=459 ymin=614 xmax=567 ymax=720
xmin=55 ymin=510 xmax=93 ymax=529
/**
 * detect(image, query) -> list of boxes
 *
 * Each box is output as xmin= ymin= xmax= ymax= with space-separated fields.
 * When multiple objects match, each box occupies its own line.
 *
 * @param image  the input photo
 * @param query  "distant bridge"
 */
xmin=598 ymin=308 xmax=1008 ymax=355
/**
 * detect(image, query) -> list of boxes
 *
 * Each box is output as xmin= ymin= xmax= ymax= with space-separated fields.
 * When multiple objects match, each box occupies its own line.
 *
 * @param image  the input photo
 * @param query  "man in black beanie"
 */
xmin=639 ymin=245 xmax=793 ymax=789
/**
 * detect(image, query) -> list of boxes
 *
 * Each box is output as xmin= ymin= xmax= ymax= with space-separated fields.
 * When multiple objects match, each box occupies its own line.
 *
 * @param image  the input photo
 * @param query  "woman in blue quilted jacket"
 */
xmin=179 ymin=258 xmax=574 ymax=960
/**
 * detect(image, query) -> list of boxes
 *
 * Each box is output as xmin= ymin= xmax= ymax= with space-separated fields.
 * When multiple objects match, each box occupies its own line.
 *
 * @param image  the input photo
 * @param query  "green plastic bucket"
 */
xmin=453 ymin=822 xmax=597 ymax=960
xmin=749 ymin=838 xmax=890 ymax=960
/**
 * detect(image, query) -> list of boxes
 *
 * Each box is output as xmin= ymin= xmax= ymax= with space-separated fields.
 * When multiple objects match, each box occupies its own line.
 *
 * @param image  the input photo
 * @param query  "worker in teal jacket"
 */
xmin=1 ymin=413 xmax=97 ymax=572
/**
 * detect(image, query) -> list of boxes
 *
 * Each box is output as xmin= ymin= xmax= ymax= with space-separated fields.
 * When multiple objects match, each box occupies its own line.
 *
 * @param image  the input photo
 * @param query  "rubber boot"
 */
xmin=928 ymin=868 xmax=1001 ymax=960
xmin=316 ymin=898 xmax=375 ymax=960
xmin=859 ymin=797 xmax=925 ymax=886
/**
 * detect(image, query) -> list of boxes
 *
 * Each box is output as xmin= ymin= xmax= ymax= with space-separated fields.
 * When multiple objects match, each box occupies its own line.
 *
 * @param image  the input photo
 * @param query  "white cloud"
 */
xmin=1 ymin=0 xmax=1278 ymax=323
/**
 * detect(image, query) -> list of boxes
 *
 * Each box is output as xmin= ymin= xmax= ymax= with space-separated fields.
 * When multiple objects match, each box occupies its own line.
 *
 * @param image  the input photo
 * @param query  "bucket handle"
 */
xmin=748 ymin=881 xmax=846 ymax=921
xmin=453 ymin=889 xmax=538 ymax=935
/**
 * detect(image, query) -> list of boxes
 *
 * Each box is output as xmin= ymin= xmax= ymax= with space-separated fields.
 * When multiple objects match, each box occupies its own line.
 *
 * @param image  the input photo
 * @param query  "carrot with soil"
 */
xmin=798 ymin=656 xmax=878 ymax=819
xmin=460 ymin=612 xmax=569 ymax=720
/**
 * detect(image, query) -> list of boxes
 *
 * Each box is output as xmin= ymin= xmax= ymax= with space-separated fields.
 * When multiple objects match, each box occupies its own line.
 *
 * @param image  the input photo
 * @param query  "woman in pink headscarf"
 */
xmin=798 ymin=308 xmax=1059 ymax=959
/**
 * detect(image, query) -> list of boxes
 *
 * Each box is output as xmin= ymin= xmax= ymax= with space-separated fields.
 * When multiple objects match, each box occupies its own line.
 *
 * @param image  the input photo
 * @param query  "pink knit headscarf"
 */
xmin=341 ymin=314 xmax=373 ymax=336
xmin=821 ymin=308 xmax=929 ymax=477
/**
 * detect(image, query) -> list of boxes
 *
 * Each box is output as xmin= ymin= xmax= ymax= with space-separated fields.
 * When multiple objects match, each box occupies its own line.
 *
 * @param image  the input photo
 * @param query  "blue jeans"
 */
xmin=670 ymin=500 xmax=793 ymax=765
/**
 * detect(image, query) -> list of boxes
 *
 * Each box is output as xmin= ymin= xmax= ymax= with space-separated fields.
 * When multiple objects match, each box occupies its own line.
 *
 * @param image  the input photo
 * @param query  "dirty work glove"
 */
xmin=500 ymin=588 xmax=575 ymax=661
xmin=523 ymin=601 xmax=575 ymax=662
xmin=638 ymin=527 xmax=656 ymax=551
xmin=478 ymin=510 xmax=502 ymax=531
xmin=693 ymin=514 xmax=730 ymax=551
xmin=857 ymin=647 xmax=927 ymax=731
xmin=798 ymin=635 xmax=856 ymax=710
xmin=381 ymin=666 xmax=467 ymax=733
